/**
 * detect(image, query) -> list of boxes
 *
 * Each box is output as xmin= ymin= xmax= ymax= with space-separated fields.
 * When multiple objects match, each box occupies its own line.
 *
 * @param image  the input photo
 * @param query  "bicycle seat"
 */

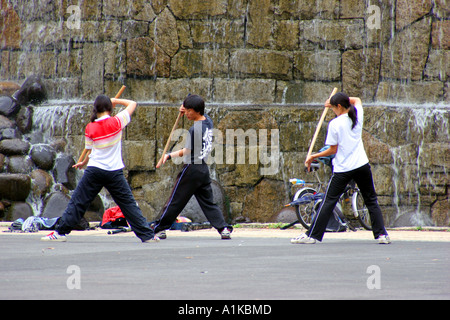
xmin=305 ymin=161 xmax=321 ymax=172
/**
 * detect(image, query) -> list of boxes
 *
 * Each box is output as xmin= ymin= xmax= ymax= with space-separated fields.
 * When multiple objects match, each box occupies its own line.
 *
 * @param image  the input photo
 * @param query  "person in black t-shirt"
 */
xmin=153 ymin=94 xmax=233 ymax=239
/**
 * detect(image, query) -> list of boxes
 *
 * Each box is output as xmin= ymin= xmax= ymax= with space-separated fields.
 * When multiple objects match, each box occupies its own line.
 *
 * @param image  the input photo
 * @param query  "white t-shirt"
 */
xmin=325 ymin=102 xmax=369 ymax=172
xmin=85 ymin=110 xmax=130 ymax=171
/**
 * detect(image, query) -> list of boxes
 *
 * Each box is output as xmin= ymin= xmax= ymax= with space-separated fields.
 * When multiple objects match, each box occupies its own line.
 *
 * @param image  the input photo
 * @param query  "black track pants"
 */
xmin=56 ymin=167 xmax=155 ymax=242
xmin=306 ymin=163 xmax=388 ymax=241
xmin=154 ymin=164 xmax=231 ymax=234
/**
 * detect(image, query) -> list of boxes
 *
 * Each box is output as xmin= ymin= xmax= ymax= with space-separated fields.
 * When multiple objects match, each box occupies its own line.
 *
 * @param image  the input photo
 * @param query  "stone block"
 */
xmin=431 ymin=20 xmax=450 ymax=50
xmin=381 ymin=17 xmax=431 ymax=81
xmin=214 ymin=79 xmax=275 ymax=103
xmin=149 ymin=8 xmax=179 ymax=57
xmin=299 ymin=19 xmax=364 ymax=50
xmin=230 ymin=50 xmax=291 ymax=80
xmin=171 ymin=49 xmax=229 ymax=78
xmin=168 ymin=0 xmax=227 ymax=19
xmin=342 ymin=48 xmax=381 ymax=101
xmin=123 ymin=140 xmax=156 ymax=171
xmin=294 ymin=50 xmax=341 ymax=81
xmin=126 ymin=37 xmax=170 ymax=78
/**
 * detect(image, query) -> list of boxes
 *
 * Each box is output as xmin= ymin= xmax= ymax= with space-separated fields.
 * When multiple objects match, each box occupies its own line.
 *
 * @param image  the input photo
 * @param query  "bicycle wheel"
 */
xmin=352 ymin=190 xmax=372 ymax=230
xmin=293 ymin=187 xmax=317 ymax=230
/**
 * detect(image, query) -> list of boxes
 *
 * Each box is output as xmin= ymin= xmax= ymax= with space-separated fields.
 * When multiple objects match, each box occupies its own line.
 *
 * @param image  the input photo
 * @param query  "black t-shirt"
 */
xmin=184 ymin=114 xmax=213 ymax=164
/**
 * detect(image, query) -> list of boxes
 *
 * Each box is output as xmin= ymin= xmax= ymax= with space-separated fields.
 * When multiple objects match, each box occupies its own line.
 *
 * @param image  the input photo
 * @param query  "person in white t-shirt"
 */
xmin=41 ymin=95 xmax=159 ymax=243
xmin=292 ymin=92 xmax=390 ymax=244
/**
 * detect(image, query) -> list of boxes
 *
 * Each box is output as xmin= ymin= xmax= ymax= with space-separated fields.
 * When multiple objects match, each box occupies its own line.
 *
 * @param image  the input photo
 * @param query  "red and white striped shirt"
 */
xmin=85 ymin=110 xmax=130 ymax=171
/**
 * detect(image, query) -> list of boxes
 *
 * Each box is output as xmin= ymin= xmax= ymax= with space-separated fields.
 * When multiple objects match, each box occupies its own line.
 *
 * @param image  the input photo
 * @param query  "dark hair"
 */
xmin=330 ymin=92 xmax=357 ymax=129
xmin=91 ymin=95 xmax=113 ymax=122
xmin=183 ymin=94 xmax=205 ymax=115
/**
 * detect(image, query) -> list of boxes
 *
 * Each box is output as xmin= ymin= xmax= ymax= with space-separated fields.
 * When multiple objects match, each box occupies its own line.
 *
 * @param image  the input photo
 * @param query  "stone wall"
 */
xmin=1 ymin=101 xmax=446 ymax=227
xmin=0 ymin=0 xmax=449 ymax=227
xmin=1 ymin=0 xmax=449 ymax=104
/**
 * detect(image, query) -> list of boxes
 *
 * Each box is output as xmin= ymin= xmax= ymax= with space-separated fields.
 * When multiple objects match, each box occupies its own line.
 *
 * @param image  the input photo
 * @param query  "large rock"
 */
xmin=0 ymin=153 xmax=5 ymax=171
xmin=0 ymin=127 xmax=20 ymax=140
xmin=30 ymin=144 xmax=56 ymax=170
xmin=242 ymin=179 xmax=288 ymax=222
xmin=7 ymin=155 xmax=33 ymax=174
xmin=0 ymin=115 xmax=14 ymax=130
xmin=13 ymin=75 xmax=47 ymax=105
xmin=0 ymin=96 xmax=20 ymax=117
xmin=53 ymin=154 xmax=76 ymax=190
xmin=15 ymin=106 xmax=33 ymax=133
xmin=41 ymin=191 xmax=70 ymax=219
xmin=6 ymin=202 xmax=33 ymax=221
xmin=0 ymin=82 xmax=21 ymax=96
xmin=0 ymin=173 xmax=31 ymax=201
xmin=30 ymin=169 xmax=53 ymax=198
xmin=0 ymin=139 xmax=30 ymax=155
xmin=180 ymin=180 xmax=227 ymax=223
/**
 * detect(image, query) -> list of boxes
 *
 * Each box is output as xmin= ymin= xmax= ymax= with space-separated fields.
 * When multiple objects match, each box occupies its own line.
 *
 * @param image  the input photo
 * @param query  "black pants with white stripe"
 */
xmin=153 ymin=163 xmax=232 ymax=234
xmin=306 ymin=163 xmax=388 ymax=241
xmin=56 ymin=167 xmax=155 ymax=242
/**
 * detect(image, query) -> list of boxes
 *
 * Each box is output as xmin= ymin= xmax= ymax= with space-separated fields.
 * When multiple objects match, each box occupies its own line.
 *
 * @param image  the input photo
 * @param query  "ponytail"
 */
xmin=348 ymin=105 xmax=357 ymax=129
xmin=90 ymin=110 xmax=98 ymax=123
xmin=330 ymin=92 xmax=357 ymax=129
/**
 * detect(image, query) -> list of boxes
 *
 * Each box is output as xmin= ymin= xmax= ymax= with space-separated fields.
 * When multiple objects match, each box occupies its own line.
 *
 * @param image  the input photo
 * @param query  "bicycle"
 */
xmin=284 ymin=161 xmax=372 ymax=231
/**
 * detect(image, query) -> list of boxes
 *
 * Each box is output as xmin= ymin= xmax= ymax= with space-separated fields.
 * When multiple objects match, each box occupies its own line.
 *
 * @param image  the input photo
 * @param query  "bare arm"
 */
xmin=159 ymin=148 xmax=189 ymax=167
xmin=73 ymin=148 xmax=92 ymax=170
xmin=349 ymin=97 xmax=362 ymax=106
xmin=304 ymin=145 xmax=337 ymax=171
xmin=111 ymin=98 xmax=138 ymax=117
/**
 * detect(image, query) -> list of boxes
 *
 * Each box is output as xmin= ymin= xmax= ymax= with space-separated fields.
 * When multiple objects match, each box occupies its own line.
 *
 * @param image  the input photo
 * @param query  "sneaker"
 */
xmin=378 ymin=235 xmax=391 ymax=244
xmin=156 ymin=230 xmax=167 ymax=240
xmin=291 ymin=233 xmax=316 ymax=244
xmin=220 ymin=227 xmax=231 ymax=240
xmin=143 ymin=236 xmax=160 ymax=243
xmin=41 ymin=231 xmax=67 ymax=242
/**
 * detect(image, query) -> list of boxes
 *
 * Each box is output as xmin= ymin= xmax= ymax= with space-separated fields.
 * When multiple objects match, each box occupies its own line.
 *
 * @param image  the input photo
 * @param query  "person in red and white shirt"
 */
xmin=41 ymin=96 xmax=158 ymax=243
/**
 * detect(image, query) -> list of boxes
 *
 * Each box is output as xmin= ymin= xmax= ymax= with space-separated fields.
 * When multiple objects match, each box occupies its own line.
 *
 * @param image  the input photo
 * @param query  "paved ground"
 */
xmin=1 ymin=225 xmax=449 ymax=303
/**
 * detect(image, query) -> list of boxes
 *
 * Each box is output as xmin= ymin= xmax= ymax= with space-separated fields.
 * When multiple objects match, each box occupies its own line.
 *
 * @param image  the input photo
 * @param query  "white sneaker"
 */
xmin=41 ymin=231 xmax=67 ymax=242
xmin=378 ymin=235 xmax=391 ymax=244
xmin=143 ymin=236 xmax=160 ymax=243
xmin=220 ymin=227 xmax=231 ymax=240
xmin=291 ymin=233 xmax=316 ymax=244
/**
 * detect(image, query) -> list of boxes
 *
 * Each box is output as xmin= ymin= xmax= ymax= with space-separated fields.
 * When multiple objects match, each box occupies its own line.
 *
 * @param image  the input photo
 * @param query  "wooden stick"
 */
xmin=156 ymin=111 xmax=183 ymax=168
xmin=115 ymin=85 xmax=126 ymax=99
xmin=306 ymin=87 xmax=338 ymax=160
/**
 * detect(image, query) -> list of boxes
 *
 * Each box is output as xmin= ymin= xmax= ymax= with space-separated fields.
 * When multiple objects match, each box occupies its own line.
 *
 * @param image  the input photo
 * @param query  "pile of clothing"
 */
xmin=7 ymin=216 xmax=59 ymax=233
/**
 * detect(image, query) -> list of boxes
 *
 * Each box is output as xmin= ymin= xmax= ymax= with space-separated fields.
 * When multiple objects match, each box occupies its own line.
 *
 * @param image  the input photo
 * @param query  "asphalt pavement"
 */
xmin=0 ymin=226 xmax=449 ymax=303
